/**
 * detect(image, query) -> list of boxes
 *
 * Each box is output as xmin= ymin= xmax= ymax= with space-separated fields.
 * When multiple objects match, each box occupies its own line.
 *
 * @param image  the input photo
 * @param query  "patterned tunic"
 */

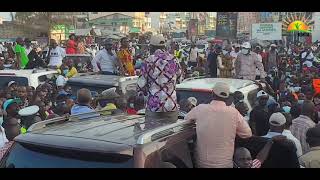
xmin=137 ymin=49 xmax=182 ymax=112
xmin=117 ymin=48 xmax=135 ymax=76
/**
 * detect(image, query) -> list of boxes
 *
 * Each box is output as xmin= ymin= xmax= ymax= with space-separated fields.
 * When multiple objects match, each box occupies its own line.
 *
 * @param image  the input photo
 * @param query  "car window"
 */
xmin=1 ymin=143 xmax=134 ymax=168
xmin=38 ymin=74 xmax=55 ymax=84
xmin=177 ymin=90 xmax=213 ymax=105
xmin=0 ymin=76 xmax=28 ymax=88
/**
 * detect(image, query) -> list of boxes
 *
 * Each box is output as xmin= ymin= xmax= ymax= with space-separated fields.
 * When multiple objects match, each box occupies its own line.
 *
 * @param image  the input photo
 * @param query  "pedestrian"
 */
xmin=188 ymin=44 xmax=198 ymax=67
xmin=24 ymin=38 xmax=32 ymax=56
xmin=282 ymin=112 xmax=303 ymax=157
xmin=235 ymin=42 xmax=266 ymax=80
xmin=265 ymin=44 xmax=279 ymax=73
xmin=17 ymin=86 xmax=28 ymax=108
xmin=299 ymin=126 xmax=320 ymax=168
xmin=47 ymin=39 xmax=66 ymax=69
xmin=218 ymin=45 xmax=234 ymax=78
xmin=63 ymin=59 xmax=78 ymax=78
xmin=233 ymin=145 xmax=273 ymax=168
xmin=71 ymin=88 xmax=99 ymax=119
xmin=137 ymin=34 xmax=182 ymax=125
xmin=2 ymin=99 xmax=22 ymax=141
xmin=95 ymin=87 xmax=121 ymax=116
xmin=249 ymin=90 xmax=271 ymax=136
xmin=185 ymin=82 xmax=252 ymax=168
xmin=26 ymin=44 xmax=46 ymax=69
xmin=66 ymin=34 xmax=77 ymax=54
xmin=7 ymin=81 xmax=18 ymax=92
xmin=207 ymin=45 xmax=221 ymax=78
xmin=92 ymin=39 xmax=117 ymax=75
xmin=14 ymin=37 xmax=29 ymax=69
xmin=117 ymin=37 xmax=135 ymax=76
xmin=76 ymin=37 xmax=85 ymax=54
xmin=33 ymin=100 xmax=50 ymax=120
xmin=291 ymin=100 xmax=317 ymax=154
xmin=53 ymin=94 xmax=74 ymax=116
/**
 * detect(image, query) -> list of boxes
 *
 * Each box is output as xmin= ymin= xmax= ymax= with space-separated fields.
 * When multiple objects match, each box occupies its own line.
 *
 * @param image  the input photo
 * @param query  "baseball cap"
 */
xmin=270 ymin=44 xmax=277 ymax=47
xmin=234 ymin=44 xmax=241 ymax=48
xmin=150 ymin=35 xmax=166 ymax=46
xmin=7 ymin=81 xmax=17 ymax=87
xmin=3 ymin=98 xmax=22 ymax=111
xmin=269 ymin=112 xmax=286 ymax=127
xmin=188 ymin=97 xmax=198 ymax=107
xmin=257 ymin=90 xmax=269 ymax=98
xmin=18 ymin=105 xmax=39 ymax=117
xmin=212 ymin=82 xmax=230 ymax=99
xmin=241 ymin=42 xmax=251 ymax=49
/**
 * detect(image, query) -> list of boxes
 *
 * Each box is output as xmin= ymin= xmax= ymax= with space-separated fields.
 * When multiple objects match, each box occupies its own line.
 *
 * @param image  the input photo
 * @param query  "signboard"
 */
xmin=216 ymin=12 xmax=238 ymax=40
xmin=251 ymin=23 xmax=282 ymax=40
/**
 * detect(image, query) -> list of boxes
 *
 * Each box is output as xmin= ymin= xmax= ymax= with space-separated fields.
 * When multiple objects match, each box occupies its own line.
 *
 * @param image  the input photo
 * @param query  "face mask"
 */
xmin=241 ymin=49 xmax=249 ymax=55
xmin=63 ymin=69 xmax=69 ymax=75
xmin=0 ymin=116 xmax=3 ymax=126
xmin=298 ymin=100 xmax=304 ymax=105
xmin=282 ymin=106 xmax=291 ymax=113
xmin=129 ymin=103 xmax=134 ymax=108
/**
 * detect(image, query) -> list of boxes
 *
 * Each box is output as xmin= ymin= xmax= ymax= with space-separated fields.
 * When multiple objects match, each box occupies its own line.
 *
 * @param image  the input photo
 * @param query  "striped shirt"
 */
xmin=290 ymin=115 xmax=316 ymax=154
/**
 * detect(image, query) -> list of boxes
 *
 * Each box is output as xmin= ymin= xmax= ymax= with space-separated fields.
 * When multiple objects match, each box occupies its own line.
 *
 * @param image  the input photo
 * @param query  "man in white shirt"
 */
xmin=47 ymin=39 xmax=66 ymax=68
xmin=188 ymin=44 xmax=198 ymax=67
xmin=24 ymin=38 xmax=33 ymax=56
xmin=92 ymin=39 xmax=117 ymax=75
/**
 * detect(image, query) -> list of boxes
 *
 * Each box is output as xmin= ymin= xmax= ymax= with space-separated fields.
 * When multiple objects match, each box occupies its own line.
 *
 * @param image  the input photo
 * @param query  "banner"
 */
xmin=216 ymin=12 xmax=238 ymax=40
xmin=251 ymin=23 xmax=282 ymax=40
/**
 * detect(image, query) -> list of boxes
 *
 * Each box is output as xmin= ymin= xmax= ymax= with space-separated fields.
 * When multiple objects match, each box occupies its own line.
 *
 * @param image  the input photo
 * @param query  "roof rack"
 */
xmin=28 ymin=108 xmax=141 ymax=132
xmin=136 ymin=119 xmax=195 ymax=145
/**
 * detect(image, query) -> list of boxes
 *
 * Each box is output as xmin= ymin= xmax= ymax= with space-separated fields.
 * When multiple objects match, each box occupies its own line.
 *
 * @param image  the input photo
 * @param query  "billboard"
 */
xmin=251 ymin=23 xmax=282 ymax=40
xmin=216 ymin=12 xmax=238 ymax=40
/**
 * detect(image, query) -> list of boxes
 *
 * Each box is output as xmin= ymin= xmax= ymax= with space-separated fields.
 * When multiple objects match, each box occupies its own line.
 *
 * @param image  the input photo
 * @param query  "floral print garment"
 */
xmin=117 ymin=48 xmax=135 ymax=76
xmin=137 ymin=49 xmax=182 ymax=112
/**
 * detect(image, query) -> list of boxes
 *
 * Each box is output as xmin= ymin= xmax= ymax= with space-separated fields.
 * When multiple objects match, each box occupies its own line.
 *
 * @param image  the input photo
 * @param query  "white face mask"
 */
xmin=241 ymin=49 xmax=249 ymax=55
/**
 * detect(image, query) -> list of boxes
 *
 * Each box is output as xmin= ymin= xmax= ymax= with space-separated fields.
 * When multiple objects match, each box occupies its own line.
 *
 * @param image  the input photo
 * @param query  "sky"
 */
xmin=0 ymin=12 xmax=14 ymax=21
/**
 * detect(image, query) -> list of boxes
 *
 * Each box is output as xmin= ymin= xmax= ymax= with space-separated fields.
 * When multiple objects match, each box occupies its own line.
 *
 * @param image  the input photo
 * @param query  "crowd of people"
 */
xmin=2 ymin=32 xmax=320 ymax=168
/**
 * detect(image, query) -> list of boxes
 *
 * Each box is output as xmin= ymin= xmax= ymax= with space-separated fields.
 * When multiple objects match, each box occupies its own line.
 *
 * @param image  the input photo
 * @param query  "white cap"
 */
xmin=257 ymin=90 xmax=269 ymax=98
xmin=241 ymin=42 xmax=251 ymax=49
xmin=188 ymin=97 xmax=198 ymax=107
xmin=100 ymin=87 xmax=120 ymax=99
xmin=7 ymin=81 xmax=17 ymax=87
xmin=18 ymin=105 xmax=40 ymax=117
xmin=56 ymin=75 xmax=66 ymax=87
xmin=303 ymin=61 xmax=313 ymax=68
xmin=212 ymin=82 xmax=230 ymax=99
xmin=270 ymin=44 xmax=277 ymax=47
xmin=150 ymin=35 xmax=166 ymax=46
xmin=234 ymin=44 xmax=241 ymax=48
xmin=269 ymin=112 xmax=286 ymax=127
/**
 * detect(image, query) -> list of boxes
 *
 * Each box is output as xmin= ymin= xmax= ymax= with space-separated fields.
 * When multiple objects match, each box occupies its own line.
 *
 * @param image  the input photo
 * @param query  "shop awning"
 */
xmin=129 ymin=27 xmax=141 ymax=34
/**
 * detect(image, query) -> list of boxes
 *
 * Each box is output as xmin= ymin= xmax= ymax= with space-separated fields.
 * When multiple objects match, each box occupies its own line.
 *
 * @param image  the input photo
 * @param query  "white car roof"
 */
xmin=0 ymin=69 xmax=57 ymax=77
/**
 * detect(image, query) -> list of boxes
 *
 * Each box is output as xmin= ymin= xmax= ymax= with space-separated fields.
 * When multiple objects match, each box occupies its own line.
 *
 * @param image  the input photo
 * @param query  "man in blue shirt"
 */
xmin=71 ymin=88 xmax=99 ymax=120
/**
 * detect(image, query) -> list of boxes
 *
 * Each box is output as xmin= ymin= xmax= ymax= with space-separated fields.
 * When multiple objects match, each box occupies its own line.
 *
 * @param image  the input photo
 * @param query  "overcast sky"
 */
xmin=0 ymin=12 xmax=14 ymax=21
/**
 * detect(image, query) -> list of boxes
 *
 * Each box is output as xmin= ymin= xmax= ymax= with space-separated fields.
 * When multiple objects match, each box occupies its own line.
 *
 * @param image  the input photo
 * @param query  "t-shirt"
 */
xmin=48 ymin=47 xmax=66 ymax=67
xmin=93 ymin=49 xmax=117 ymax=73
xmin=66 ymin=40 xmax=77 ymax=54
xmin=15 ymin=44 xmax=29 ymax=69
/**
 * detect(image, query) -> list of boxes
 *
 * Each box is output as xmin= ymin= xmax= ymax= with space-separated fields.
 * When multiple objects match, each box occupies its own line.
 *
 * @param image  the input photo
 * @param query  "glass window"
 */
xmin=1 ymin=143 xmax=134 ymax=168
xmin=0 ymin=76 xmax=28 ymax=88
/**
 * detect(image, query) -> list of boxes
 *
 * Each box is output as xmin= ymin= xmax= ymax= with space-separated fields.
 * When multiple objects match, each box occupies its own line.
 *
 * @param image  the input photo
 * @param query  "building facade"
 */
xmin=237 ymin=12 xmax=259 ymax=35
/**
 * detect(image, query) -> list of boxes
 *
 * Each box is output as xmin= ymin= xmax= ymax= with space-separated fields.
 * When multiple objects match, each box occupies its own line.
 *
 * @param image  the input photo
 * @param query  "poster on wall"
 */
xmin=216 ymin=12 xmax=238 ymax=40
xmin=251 ymin=23 xmax=282 ymax=40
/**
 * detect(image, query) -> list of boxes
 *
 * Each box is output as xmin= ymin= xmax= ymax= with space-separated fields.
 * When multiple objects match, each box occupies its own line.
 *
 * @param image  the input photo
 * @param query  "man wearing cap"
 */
xmin=185 ymin=82 xmax=252 ymax=168
xmin=262 ymin=112 xmax=287 ymax=139
xmin=2 ymin=99 xmax=22 ymax=141
xmin=299 ymin=126 xmax=320 ymax=168
xmin=92 ymin=39 xmax=118 ymax=75
xmin=249 ymin=90 xmax=271 ymax=136
xmin=235 ymin=42 xmax=266 ymax=80
xmin=137 ymin=34 xmax=182 ymax=125
xmin=7 ymin=81 xmax=18 ymax=92
xmin=265 ymin=44 xmax=279 ymax=73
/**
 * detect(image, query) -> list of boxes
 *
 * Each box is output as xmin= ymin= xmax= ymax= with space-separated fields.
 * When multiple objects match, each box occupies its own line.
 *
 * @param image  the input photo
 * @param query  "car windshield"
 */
xmin=0 ymin=76 xmax=28 ymax=88
xmin=1 ymin=143 xmax=133 ymax=168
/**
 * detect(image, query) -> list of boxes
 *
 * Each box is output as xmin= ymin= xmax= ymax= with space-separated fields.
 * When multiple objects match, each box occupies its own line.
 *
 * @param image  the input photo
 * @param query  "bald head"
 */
xmin=233 ymin=147 xmax=252 ymax=168
xmin=77 ymin=88 xmax=92 ymax=105
xmin=301 ymin=100 xmax=315 ymax=118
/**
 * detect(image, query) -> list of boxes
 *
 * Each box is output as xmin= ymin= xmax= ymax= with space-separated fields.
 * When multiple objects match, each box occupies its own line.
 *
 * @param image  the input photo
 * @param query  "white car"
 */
xmin=0 ymin=69 xmax=58 ymax=88
xmin=176 ymin=77 xmax=274 ymax=112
